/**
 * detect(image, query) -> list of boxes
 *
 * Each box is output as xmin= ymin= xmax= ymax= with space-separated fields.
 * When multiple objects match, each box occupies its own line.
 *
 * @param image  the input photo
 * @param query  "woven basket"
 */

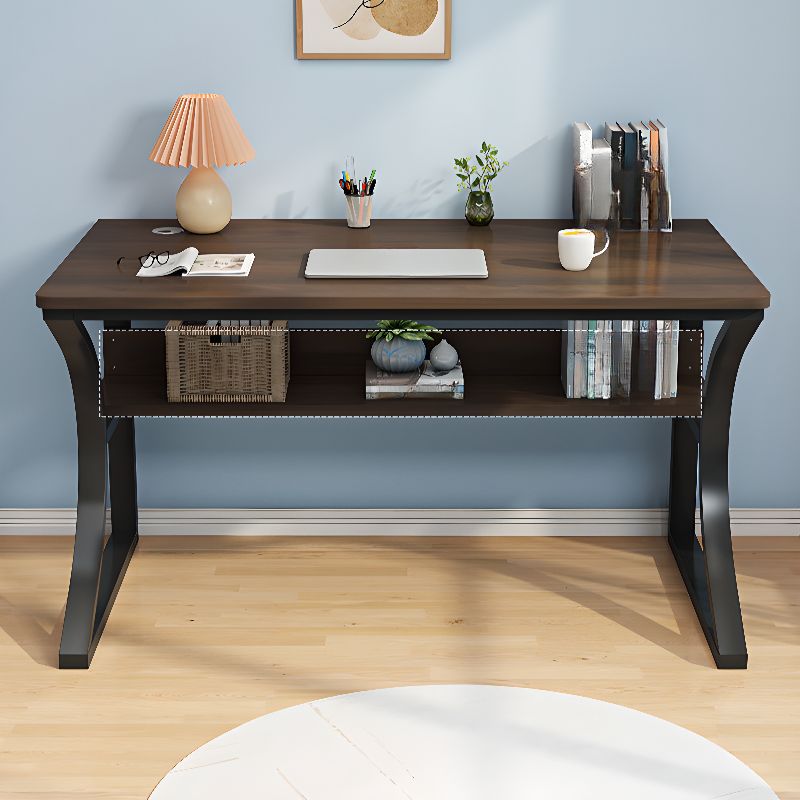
xmin=165 ymin=320 xmax=289 ymax=403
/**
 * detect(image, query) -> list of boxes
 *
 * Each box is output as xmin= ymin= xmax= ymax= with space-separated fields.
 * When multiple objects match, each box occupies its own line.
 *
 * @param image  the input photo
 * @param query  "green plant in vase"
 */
xmin=454 ymin=142 xmax=509 ymax=226
xmin=366 ymin=320 xmax=440 ymax=373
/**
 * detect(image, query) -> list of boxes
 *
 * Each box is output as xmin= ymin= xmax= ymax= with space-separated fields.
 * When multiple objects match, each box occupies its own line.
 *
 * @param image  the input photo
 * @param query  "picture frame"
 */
xmin=296 ymin=0 xmax=451 ymax=60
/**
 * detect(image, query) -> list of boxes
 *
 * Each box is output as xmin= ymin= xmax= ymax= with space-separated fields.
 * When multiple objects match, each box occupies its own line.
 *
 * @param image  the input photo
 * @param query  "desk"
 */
xmin=36 ymin=219 xmax=770 ymax=669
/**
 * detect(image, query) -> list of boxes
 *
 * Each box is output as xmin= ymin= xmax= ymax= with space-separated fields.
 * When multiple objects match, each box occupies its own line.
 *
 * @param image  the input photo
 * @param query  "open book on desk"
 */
xmin=137 ymin=247 xmax=254 ymax=277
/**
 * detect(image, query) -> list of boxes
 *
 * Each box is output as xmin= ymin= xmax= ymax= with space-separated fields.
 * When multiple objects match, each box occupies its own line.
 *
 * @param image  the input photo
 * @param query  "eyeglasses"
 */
xmin=116 ymin=251 xmax=172 ymax=268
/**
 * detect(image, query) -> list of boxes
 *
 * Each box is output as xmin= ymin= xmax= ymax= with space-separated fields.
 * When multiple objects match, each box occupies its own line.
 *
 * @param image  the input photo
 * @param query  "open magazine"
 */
xmin=137 ymin=247 xmax=254 ymax=278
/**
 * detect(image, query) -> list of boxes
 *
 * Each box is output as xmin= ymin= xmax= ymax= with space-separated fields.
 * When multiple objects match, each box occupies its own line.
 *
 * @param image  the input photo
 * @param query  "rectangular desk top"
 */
xmin=36 ymin=219 xmax=770 ymax=315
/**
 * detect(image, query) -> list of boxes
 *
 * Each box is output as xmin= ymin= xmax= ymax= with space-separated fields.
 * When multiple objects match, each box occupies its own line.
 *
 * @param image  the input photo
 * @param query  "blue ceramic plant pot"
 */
xmin=370 ymin=337 xmax=426 ymax=373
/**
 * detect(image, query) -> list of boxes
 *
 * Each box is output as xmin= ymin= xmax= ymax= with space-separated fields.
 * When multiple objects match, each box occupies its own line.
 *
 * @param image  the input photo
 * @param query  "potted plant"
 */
xmin=454 ymin=142 xmax=509 ymax=226
xmin=366 ymin=320 xmax=440 ymax=373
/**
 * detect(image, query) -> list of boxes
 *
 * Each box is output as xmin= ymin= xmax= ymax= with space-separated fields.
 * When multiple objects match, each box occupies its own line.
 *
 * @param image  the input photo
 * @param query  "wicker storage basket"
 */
xmin=165 ymin=320 xmax=289 ymax=403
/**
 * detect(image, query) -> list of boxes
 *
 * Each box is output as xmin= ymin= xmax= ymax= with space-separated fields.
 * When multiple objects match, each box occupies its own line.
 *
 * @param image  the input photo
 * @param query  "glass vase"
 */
xmin=465 ymin=191 xmax=494 ymax=226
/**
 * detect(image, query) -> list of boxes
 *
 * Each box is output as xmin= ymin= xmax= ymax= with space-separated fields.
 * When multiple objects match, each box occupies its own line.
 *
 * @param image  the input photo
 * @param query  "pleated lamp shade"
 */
xmin=149 ymin=93 xmax=255 ymax=168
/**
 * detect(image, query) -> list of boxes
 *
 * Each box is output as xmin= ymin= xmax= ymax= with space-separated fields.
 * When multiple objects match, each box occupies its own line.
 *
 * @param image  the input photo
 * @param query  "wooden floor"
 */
xmin=0 ymin=535 xmax=798 ymax=799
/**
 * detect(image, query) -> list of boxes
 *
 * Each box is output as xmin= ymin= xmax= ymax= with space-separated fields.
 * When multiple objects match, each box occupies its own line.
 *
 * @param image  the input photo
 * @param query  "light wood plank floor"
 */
xmin=0 ymin=535 xmax=798 ymax=799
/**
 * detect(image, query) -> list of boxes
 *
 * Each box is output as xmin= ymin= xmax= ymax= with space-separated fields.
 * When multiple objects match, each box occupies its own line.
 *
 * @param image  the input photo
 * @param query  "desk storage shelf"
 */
xmin=101 ymin=328 xmax=702 ymax=418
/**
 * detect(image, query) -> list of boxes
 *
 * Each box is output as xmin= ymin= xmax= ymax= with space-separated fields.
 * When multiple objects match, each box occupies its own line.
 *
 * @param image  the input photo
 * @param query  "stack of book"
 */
xmin=562 ymin=321 xmax=679 ymax=400
xmin=572 ymin=120 xmax=672 ymax=232
xmin=366 ymin=361 xmax=465 ymax=400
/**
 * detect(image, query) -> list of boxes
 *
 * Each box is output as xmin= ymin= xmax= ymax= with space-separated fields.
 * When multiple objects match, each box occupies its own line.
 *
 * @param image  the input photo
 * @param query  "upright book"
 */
xmin=572 ymin=122 xmax=593 ymax=228
xmin=591 ymin=138 xmax=612 ymax=226
xmin=586 ymin=319 xmax=597 ymax=399
xmin=630 ymin=122 xmax=653 ymax=231
xmin=618 ymin=123 xmax=639 ymax=229
xmin=647 ymin=121 xmax=661 ymax=230
xmin=604 ymin=122 xmax=625 ymax=230
xmin=652 ymin=119 xmax=673 ymax=232
xmin=562 ymin=321 xmax=575 ymax=398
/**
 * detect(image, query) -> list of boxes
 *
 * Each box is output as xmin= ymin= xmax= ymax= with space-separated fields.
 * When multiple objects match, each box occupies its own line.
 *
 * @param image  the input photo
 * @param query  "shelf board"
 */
xmin=101 ymin=374 xmax=701 ymax=418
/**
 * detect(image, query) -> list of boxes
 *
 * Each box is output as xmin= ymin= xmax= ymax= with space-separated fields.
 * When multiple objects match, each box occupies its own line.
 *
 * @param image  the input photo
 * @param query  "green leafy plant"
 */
xmin=366 ymin=320 xmax=440 ymax=343
xmin=454 ymin=142 xmax=509 ymax=194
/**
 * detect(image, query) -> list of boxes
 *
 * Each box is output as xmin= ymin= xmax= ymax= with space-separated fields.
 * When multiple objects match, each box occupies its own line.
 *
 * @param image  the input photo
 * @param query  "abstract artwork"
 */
xmin=296 ymin=0 xmax=451 ymax=60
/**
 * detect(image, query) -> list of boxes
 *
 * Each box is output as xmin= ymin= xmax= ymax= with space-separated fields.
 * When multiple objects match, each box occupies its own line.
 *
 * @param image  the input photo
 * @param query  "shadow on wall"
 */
xmin=0 ymin=228 xmax=94 ymax=505
xmin=500 ymin=133 xmax=572 ymax=219
xmin=273 ymin=191 xmax=311 ymax=220
xmin=132 ymin=415 xmax=671 ymax=508
xmin=102 ymin=105 xmax=189 ymax=218
xmin=375 ymin=134 xmax=572 ymax=220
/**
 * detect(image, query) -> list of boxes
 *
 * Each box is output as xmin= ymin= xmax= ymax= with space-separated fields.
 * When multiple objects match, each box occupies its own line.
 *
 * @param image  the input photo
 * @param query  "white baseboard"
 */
xmin=0 ymin=508 xmax=798 ymax=536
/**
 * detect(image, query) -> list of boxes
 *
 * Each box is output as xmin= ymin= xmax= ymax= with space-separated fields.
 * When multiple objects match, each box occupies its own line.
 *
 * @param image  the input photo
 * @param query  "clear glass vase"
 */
xmin=465 ymin=191 xmax=494 ymax=226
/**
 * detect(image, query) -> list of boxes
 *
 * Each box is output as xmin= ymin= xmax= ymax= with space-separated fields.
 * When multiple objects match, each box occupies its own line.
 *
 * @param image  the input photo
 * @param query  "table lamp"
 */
xmin=149 ymin=93 xmax=255 ymax=234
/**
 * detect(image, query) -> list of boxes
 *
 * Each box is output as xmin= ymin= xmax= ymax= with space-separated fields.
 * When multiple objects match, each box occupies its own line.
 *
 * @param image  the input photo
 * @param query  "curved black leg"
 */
xmin=47 ymin=319 xmax=138 ymax=668
xmin=668 ymin=313 xmax=763 ymax=668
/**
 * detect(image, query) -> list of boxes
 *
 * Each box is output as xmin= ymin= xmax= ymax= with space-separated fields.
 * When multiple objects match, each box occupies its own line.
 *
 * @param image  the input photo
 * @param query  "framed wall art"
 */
xmin=296 ymin=0 xmax=451 ymax=60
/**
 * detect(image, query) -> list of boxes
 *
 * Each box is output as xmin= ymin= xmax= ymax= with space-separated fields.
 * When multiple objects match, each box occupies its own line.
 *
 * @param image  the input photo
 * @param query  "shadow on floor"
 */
xmin=0 ymin=592 xmax=64 ymax=668
xmin=0 ymin=536 xmax=715 ymax=671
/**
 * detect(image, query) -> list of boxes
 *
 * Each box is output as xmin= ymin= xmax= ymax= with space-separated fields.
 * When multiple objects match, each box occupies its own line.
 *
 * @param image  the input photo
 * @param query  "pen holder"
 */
xmin=345 ymin=194 xmax=374 ymax=228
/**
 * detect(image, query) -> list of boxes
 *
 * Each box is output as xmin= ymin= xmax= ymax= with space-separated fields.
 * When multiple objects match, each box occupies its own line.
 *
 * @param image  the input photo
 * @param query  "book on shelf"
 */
xmin=365 ymin=360 xmax=464 ymax=400
xmin=594 ymin=320 xmax=607 ymax=400
xmin=669 ymin=320 xmax=679 ymax=397
xmin=562 ymin=319 xmax=680 ymax=400
xmin=637 ymin=320 xmax=651 ymax=397
xmin=587 ymin=319 xmax=597 ymax=399
xmin=654 ymin=320 xmax=665 ymax=400
xmin=561 ymin=322 xmax=575 ymax=399
xmin=574 ymin=321 xmax=587 ymax=398
xmin=611 ymin=320 xmax=630 ymax=398
xmin=603 ymin=320 xmax=612 ymax=400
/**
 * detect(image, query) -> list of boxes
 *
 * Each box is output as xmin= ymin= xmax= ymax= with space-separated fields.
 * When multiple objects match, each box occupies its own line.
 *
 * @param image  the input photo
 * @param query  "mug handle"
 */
xmin=592 ymin=230 xmax=610 ymax=259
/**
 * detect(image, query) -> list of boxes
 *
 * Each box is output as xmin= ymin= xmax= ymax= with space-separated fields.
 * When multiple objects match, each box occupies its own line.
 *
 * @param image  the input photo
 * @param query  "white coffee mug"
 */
xmin=558 ymin=228 xmax=610 ymax=271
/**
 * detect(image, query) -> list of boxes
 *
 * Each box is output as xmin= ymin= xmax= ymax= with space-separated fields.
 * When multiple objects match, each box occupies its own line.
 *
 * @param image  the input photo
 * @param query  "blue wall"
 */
xmin=2 ymin=0 xmax=797 ymax=509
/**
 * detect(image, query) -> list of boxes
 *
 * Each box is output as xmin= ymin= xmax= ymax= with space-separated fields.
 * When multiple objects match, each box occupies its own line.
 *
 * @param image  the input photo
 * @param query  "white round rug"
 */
xmin=150 ymin=685 xmax=776 ymax=799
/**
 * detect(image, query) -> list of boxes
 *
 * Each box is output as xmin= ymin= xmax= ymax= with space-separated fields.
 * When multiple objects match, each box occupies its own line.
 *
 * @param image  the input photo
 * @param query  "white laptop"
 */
xmin=304 ymin=248 xmax=488 ymax=279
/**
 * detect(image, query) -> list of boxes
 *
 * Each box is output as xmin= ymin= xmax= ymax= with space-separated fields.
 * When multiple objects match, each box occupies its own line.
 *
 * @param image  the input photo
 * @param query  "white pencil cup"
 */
xmin=345 ymin=195 xmax=374 ymax=228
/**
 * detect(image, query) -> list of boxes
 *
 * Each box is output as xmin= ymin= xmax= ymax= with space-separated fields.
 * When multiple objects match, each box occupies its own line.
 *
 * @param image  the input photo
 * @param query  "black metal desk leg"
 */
xmin=99 ymin=321 xmax=139 ymax=643
xmin=96 ymin=416 xmax=139 ymax=645
xmin=668 ymin=313 xmax=763 ymax=668
xmin=46 ymin=319 xmax=138 ymax=668
xmin=668 ymin=417 xmax=698 ymax=557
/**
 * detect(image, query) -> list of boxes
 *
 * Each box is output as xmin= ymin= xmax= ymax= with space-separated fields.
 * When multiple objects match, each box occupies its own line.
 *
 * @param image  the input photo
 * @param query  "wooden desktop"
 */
xmin=36 ymin=218 xmax=770 ymax=669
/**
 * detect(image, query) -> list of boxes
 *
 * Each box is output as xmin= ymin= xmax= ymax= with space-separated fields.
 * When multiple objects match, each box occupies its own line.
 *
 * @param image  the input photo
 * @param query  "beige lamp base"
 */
xmin=176 ymin=166 xmax=232 ymax=234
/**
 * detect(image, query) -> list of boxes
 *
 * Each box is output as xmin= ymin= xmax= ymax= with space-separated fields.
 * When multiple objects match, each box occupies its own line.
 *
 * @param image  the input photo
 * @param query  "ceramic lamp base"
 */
xmin=176 ymin=166 xmax=232 ymax=234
